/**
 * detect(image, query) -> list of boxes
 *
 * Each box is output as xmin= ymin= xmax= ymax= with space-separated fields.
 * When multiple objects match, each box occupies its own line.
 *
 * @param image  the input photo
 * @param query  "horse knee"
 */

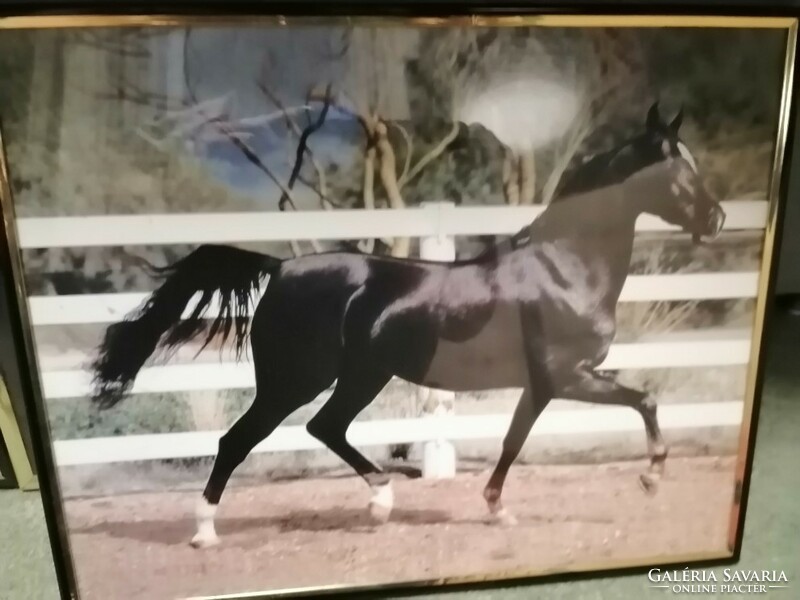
xmin=640 ymin=396 xmax=657 ymax=413
xmin=634 ymin=395 xmax=658 ymax=422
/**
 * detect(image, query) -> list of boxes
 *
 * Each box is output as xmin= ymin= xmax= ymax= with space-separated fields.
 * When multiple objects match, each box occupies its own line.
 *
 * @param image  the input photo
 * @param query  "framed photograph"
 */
xmin=0 ymin=6 xmax=796 ymax=599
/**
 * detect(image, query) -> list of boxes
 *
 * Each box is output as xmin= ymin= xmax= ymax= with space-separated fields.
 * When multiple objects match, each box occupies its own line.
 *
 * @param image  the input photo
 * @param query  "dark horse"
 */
xmin=90 ymin=104 xmax=725 ymax=547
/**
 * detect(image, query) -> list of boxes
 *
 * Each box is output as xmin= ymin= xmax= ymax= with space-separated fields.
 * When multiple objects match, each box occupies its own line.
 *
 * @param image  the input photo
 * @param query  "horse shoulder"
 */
xmin=438 ymin=265 xmax=498 ymax=342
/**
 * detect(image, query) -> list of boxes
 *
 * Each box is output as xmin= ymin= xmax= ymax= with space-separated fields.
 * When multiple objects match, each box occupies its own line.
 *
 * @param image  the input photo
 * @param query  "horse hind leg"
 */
xmin=305 ymin=363 xmax=393 ymax=524
xmin=191 ymin=398 xmax=290 ymax=549
xmin=191 ymin=380 xmax=329 ymax=548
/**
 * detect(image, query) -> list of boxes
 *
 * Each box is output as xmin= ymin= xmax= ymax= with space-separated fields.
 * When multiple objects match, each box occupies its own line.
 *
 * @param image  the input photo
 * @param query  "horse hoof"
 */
xmin=401 ymin=466 xmax=423 ymax=479
xmin=190 ymin=533 xmax=220 ymax=549
xmin=490 ymin=508 xmax=518 ymax=527
xmin=638 ymin=473 xmax=659 ymax=496
xmin=368 ymin=481 xmax=393 ymax=524
xmin=368 ymin=502 xmax=392 ymax=524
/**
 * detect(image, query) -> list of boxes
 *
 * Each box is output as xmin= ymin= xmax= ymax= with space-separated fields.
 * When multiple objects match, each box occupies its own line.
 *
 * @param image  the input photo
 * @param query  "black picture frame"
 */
xmin=0 ymin=4 xmax=798 ymax=599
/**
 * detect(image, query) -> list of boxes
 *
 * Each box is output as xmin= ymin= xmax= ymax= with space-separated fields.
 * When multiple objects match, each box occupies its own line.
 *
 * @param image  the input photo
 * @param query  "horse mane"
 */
xmin=553 ymin=139 xmax=637 ymax=202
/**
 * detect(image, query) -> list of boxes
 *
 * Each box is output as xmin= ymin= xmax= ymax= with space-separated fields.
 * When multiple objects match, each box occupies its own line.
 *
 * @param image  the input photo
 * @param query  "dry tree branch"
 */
xmin=358 ymin=141 xmax=378 ymax=254
xmin=375 ymin=121 xmax=403 ymax=210
xmin=258 ymin=82 xmax=334 ymax=210
xmin=399 ymin=120 xmax=460 ymax=189
xmin=178 ymin=33 xmax=305 ymax=222
xmin=211 ymin=123 xmax=305 ymax=218
xmin=502 ymin=148 xmax=521 ymax=206
xmin=258 ymin=82 xmax=333 ymax=212
xmin=541 ymin=110 xmax=593 ymax=204
xmin=180 ymin=33 xmax=308 ymax=229
xmin=375 ymin=120 xmax=411 ymax=257
xmin=88 ymin=76 xmax=182 ymax=112
xmin=69 ymin=30 xmax=153 ymax=58
xmin=519 ymin=149 xmax=536 ymax=205
xmin=87 ymin=34 xmax=310 ymax=257
xmin=297 ymin=169 xmax=333 ymax=210
xmin=257 ymin=81 xmax=336 ymax=250
xmin=222 ymin=133 xmax=306 ymax=255
xmin=390 ymin=122 xmax=414 ymax=184
xmin=257 ymin=82 xmax=333 ymax=208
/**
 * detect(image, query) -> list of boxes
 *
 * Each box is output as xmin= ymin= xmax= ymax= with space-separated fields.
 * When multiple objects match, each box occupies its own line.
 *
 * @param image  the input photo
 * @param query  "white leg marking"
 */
xmin=190 ymin=497 xmax=220 ymax=548
xmin=368 ymin=481 xmax=394 ymax=524
xmin=491 ymin=507 xmax=519 ymax=527
xmin=485 ymin=492 xmax=519 ymax=527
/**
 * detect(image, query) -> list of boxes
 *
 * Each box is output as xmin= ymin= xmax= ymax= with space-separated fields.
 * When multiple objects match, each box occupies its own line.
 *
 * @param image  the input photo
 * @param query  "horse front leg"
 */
xmin=483 ymin=388 xmax=549 ymax=525
xmin=560 ymin=367 xmax=667 ymax=494
xmin=484 ymin=306 xmax=553 ymax=524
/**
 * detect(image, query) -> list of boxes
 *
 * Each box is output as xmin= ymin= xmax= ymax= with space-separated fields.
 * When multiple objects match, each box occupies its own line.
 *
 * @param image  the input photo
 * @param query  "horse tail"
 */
xmin=90 ymin=244 xmax=282 ymax=408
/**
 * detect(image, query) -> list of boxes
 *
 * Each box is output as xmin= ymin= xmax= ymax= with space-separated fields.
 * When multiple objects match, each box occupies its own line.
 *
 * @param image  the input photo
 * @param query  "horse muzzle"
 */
xmin=694 ymin=204 xmax=726 ymax=244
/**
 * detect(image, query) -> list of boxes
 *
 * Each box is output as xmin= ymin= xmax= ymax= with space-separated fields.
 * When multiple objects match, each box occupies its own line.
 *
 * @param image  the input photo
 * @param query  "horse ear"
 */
xmin=669 ymin=106 xmax=684 ymax=133
xmin=646 ymin=102 xmax=662 ymax=131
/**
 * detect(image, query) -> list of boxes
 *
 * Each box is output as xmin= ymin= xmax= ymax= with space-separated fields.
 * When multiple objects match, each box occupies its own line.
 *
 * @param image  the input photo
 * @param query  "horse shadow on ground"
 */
xmin=69 ymin=506 xmax=452 ymax=546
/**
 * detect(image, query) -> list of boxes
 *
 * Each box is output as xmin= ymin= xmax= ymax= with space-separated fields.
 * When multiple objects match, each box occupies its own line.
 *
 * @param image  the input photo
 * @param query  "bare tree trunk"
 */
xmin=503 ymin=148 xmax=520 ymax=206
xmin=519 ymin=149 xmax=536 ymax=205
xmin=358 ymin=139 xmax=378 ymax=253
xmin=375 ymin=120 xmax=411 ymax=257
xmin=364 ymin=147 xmax=377 ymax=210
xmin=542 ymin=114 xmax=592 ymax=204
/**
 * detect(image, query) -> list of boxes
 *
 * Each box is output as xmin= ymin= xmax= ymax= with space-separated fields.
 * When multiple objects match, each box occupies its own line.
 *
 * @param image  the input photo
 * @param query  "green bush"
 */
xmin=47 ymin=394 xmax=191 ymax=440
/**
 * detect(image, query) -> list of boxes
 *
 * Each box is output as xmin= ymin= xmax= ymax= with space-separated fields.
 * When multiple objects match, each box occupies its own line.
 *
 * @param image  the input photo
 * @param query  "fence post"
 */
xmin=419 ymin=202 xmax=457 ymax=479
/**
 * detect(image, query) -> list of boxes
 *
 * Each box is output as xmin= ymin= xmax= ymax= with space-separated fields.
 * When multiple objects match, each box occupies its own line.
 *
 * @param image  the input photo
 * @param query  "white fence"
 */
xmin=17 ymin=201 xmax=765 ymax=472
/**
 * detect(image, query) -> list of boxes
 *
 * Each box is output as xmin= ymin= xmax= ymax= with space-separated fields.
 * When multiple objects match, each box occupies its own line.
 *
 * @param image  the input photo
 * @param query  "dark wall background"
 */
xmin=776 ymin=106 xmax=800 ymax=295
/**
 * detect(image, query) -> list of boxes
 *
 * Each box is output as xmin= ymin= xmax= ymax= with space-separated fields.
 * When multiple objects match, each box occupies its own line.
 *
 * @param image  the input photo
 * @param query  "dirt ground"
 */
xmin=63 ymin=456 xmax=735 ymax=600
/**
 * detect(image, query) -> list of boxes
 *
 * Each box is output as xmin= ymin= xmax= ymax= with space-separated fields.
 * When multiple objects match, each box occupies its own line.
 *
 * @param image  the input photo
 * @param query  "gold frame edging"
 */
xmin=0 ymin=12 xmax=795 ymax=600
xmin=0 ymin=376 xmax=38 ymax=490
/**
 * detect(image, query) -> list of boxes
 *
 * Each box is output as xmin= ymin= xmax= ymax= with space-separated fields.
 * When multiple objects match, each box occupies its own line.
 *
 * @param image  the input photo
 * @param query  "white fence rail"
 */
xmin=20 ymin=202 xmax=764 ymax=471
xmin=54 ymin=400 xmax=745 ymax=467
xmin=28 ymin=272 xmax=759 ymax=326
xmin=17 ymin=200 xmax=766 ymax=248
xmin=40 ymin=336 xmax=751 ymax=399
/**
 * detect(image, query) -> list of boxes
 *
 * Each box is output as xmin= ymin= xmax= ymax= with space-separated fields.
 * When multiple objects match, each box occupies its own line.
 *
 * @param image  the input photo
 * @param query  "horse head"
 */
xmin=625 ymin=156 xmax=726 ymax=244
xmin=639 ymin=101 xmax=694 ymax=169
xmin=556 ymin=101 xmax=697 ymax=200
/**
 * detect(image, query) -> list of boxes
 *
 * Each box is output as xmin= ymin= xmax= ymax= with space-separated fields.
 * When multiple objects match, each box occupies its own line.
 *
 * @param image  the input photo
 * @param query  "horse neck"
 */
xmin=529 ymin=186 xmax=640 ymax=289
xmin=532 ymin=184 xmax=641 ymax=241
xmin=557 ymin=137 xmax=642 ymax=199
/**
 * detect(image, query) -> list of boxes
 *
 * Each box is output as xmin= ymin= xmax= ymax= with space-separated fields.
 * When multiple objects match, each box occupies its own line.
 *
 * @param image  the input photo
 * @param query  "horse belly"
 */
xmin=420 ymin=310 xmax=529 ymax=391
